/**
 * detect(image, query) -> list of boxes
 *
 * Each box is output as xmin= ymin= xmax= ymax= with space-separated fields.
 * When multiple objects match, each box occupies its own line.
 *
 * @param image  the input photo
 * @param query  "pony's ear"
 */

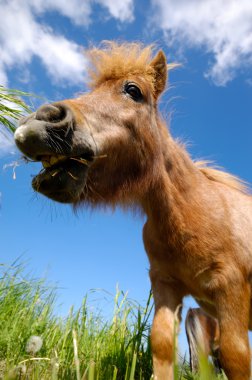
xmin=150 ymin=50 xmax=167 ymax=98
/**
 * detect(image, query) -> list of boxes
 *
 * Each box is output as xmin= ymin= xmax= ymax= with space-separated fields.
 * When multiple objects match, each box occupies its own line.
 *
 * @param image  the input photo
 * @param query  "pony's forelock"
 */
xmin=86 ymin=41 xmax=157 ymax=90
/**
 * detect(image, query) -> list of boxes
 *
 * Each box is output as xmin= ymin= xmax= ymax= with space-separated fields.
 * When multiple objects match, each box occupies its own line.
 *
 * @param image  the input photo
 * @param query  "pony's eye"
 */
xmin=124 ymin=83 xmax=143 ymax=102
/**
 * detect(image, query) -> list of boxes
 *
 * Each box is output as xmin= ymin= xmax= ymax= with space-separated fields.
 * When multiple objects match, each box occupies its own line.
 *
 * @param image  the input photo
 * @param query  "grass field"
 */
xmin=0 ymin=262 xmax=226 ymax=380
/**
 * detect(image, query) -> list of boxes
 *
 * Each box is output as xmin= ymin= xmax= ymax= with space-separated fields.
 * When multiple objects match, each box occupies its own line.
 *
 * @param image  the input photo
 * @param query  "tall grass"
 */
xmin=0 ymin=262 xmax=226 ymax=379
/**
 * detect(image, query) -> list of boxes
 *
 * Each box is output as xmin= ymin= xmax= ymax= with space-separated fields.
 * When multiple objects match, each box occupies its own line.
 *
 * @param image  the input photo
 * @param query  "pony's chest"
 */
xmin=143 ymin=223 xmax=202 ymax=274
xmin=144 ymin=236 xmax=197 ymax=286
xmin=143 ymin=226 xmax=219 ymax=296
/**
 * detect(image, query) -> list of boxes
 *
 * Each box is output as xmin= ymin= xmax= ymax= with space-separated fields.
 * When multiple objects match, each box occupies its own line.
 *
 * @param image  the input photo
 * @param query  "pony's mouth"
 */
xmin=15 ymin=102 xmax=98 ymax=204
xmin=32 ymin=152 xmax=94 ymax=203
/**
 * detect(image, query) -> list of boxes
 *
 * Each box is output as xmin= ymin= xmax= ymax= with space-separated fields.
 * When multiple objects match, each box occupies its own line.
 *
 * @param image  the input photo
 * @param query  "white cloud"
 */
xmin=97 ymin=0 xmax=134 ymax=22
xmin=0 ymin=0 xmax=134 ymax=88
xmin=30 ymin=0 xmax=134 ymax=24
xmin=0 ymin=127 xmax=16 ymax=157
xmin=151 ymin=0 xmax=252 ymax=85
xmin=0 ymin=1 xmax=86 ymax=87
xmin=30 ymin=0 xmax=92 ymax=26
xmin=36 ymin=27 xmax=86 ymax=85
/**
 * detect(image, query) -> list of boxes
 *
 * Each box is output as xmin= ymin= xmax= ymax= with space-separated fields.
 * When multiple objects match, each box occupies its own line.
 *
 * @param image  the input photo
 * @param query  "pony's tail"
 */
xmin=185 ymin=308 xmax=206 ymax=372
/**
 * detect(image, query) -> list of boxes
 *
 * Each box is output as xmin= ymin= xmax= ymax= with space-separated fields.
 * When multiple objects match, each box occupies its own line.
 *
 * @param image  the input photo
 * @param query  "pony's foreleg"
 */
xmin=215 ymin=282 xmax=251 ymax=380
xmin=150 ymin=273 xmax=183 ymax=380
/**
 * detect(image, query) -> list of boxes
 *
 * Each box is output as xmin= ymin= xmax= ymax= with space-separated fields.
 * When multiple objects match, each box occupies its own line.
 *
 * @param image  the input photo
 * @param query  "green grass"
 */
xmin=0 ymin=262 xmax=226 ymax=379
xmin=0 ymin=86 xmax=32 ymax=133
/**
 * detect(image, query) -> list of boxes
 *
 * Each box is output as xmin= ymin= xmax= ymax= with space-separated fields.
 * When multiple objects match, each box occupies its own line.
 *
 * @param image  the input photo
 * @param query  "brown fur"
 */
xmin=195 ymin=161 xmax=249 ymax=194
xmin=22 ymin=43 xmax=252 ymax=379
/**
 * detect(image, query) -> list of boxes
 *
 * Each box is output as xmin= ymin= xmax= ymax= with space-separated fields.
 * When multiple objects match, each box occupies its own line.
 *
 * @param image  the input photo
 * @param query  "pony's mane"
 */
xmin=87 ymin=41 xmax=176 ymax=90
xmin=87 ymin=41 xmax=156 ymax=89
xmin=195 ymin=161 xmax=249 ymax=194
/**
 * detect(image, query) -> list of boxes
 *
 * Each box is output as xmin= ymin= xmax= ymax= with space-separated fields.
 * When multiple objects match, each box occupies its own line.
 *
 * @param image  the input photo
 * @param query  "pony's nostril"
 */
xmin=35 ymin=103 xmax=67 ymax=123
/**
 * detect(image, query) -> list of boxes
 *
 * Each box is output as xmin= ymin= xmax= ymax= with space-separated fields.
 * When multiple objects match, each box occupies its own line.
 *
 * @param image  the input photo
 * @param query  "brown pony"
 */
xmin=14 ymin=42 xmax=252 ymax=380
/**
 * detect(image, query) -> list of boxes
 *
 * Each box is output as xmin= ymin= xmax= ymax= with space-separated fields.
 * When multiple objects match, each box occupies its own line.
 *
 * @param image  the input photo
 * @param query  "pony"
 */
xmin=14 ymin=42 xmax=252 ymax=380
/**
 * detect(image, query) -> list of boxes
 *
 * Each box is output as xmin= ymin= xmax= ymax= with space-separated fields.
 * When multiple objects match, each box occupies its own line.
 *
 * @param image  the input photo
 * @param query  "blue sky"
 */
xmin=0 ymin=0 xmax=252 ymax=356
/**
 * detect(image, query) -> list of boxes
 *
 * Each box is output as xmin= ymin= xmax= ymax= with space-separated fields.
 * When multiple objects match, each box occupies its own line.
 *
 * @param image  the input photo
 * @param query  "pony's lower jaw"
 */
xmin=32 ymin=158 xmax=89 ymax=203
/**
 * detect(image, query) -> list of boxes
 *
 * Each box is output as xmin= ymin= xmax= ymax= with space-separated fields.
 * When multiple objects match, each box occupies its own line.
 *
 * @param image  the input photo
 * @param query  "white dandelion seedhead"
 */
xmin=26 ymin=335 xmax=43 ymax=355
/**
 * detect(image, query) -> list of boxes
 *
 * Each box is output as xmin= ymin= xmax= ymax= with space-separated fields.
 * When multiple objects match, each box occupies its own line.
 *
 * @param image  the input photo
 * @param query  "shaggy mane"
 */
xmin=87 ymin=41 xmax=176 ymax=90
xmin=87 ymin=41 xmax=156 ymax=89
xmin=195 ymin=161 xmax=249 ymax=194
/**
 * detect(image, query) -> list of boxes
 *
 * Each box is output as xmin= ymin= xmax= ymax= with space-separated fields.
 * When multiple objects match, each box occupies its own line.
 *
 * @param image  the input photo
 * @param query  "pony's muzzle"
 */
xmin=15 ymin=102 xmax=74 ymax=160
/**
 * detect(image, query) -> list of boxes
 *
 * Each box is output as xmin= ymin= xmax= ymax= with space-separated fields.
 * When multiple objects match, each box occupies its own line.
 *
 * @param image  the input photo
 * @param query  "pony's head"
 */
xmin=15 ymin=43 xmax=172 ymax=205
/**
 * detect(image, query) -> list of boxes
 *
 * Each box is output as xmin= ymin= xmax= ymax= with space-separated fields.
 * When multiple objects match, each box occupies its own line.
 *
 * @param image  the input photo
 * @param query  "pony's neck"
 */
xmin=141 ymin=128 xmax=202 ymax=240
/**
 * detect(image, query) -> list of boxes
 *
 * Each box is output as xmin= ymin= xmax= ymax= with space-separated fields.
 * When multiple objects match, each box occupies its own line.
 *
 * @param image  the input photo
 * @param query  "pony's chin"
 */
xmin=32 ymin=159 xmax=88 ymax=203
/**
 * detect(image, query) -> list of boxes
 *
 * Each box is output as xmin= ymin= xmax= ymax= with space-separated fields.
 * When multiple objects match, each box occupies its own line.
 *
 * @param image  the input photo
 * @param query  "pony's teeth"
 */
xmin=42 ymin=160 xmax=51 ymax=168
xmin=50 ymin=156 xmax=62 ymax=165
xmin=42 ymin=155 xmax=67 ymax=168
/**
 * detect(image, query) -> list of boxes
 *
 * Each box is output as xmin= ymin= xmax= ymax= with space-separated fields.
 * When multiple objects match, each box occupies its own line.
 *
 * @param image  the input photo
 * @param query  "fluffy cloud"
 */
xmin=0 ymin=0 xmax=134 ymax=88
xmin=151 ymin=0 xmax=252 ymax=85
xmin=97 ymin=0 xmax=134 ymax=22
xmin=30 ymin=0 xmax=92 ymax=26
xmin=0 ymin=128 xmax=16 ymax=157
